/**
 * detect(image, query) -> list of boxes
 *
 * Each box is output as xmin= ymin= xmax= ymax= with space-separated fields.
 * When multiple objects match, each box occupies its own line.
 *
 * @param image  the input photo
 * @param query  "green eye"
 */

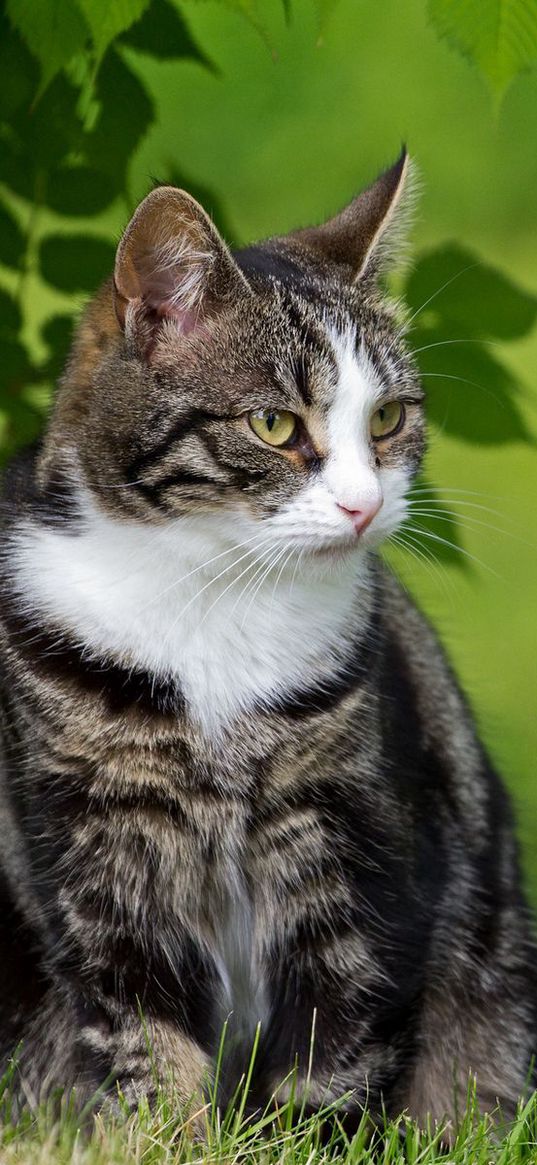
xmin=249 ymin=409 xmax=297 ymax=447
xmin=370 ymin=400 xmax=404 ymax=440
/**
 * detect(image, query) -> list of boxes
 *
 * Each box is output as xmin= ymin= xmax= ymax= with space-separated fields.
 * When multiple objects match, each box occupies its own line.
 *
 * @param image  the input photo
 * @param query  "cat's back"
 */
xmin=372 ymin=564 xmax=512 ymax=848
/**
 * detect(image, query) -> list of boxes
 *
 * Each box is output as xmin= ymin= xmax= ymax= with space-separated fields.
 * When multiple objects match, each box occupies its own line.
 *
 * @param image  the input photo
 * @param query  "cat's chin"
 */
xmin=306 ymin=539 xmax=367 ymax=563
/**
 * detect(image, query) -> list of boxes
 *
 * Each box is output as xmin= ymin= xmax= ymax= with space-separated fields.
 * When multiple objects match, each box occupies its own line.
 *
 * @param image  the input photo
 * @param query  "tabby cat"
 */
xmin=0 ymin=151 xmax=535 ymax=1131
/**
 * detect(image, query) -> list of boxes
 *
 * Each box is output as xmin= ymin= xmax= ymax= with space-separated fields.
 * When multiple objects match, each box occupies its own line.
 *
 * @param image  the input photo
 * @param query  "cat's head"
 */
xmin=49 ymin=150 xmax=424 ymax=564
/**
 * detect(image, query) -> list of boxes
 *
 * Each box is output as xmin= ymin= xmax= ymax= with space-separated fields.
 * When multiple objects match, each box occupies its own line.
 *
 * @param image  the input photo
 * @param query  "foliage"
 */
xmin=5 ymin=0 xmax=151 ymax=94
xmin=403 ymin=244 xmax=536 ymax=446
xmin=0 ymin=0 xmax=536 ymax=567
xmin=428 ymin=0 xmax=537 ymax=100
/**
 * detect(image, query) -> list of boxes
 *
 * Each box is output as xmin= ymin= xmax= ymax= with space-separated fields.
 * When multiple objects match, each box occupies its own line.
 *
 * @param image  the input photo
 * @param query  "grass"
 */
xmin=1 ymin=1065 xmax=537 ymax=1165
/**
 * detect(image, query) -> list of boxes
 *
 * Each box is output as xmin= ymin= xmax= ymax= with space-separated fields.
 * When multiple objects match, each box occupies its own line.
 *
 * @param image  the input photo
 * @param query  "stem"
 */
xmin=16 ymin=168 xmax=47 ymax=317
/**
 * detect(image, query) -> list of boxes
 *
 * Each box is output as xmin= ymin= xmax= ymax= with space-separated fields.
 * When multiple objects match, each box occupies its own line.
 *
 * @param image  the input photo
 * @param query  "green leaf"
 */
xmin=41 ymin=315 xmax=75 ymax=380
xmin=0 ymin=339 xmax=38 ymax=415
xmin=0 ymin=11 xmax=39 ymax=119
xmin=403 ymin=244 xmax=535 ymax=446
xmin=405 ymin=244 xmax=537 ymax=341
xmin=76 ymin=0 xmax=151 ymax=65
xmin=0 ymin=311 xmax=63 ymax=461
xmin=120 ymin=0 xmax=214 ymax=68
xmin=0 ymin=290 xmax=22 ymax=340
xmin=427 ymin=0 xmax=537 ymax=98
xmin=215 ymin=0 xmax=273 ymax=50
xmin=10 ymin=73 xmax=84 ymax=171
xmin=0 ymin=395 xmax=45 ymax=463
xmin=84 ymin=49 xmax=154 ymax=181
xmin=46 ymin=166 xmax=117 ymax=216
xmin=0 ymin=73 xmax=85 ymax=203
xmin=416 ymin=329 xmax=531 ymax=445
xmin=39 ymin=234 xmax=116 ymax=293
xmin=21 ymin=381 xmax=53 ymax=413
xmin=0 ymin=202 xmax=25 ymax=270
xmin=5 ymin=0 xmax=89 ymax=97
xmin=2 ymin=52 xmax=151 ymax=207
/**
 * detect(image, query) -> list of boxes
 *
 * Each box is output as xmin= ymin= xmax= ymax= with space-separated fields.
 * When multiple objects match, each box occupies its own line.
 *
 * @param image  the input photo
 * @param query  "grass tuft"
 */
xmin=0 ymin=1059 xmax=537 ymax=1165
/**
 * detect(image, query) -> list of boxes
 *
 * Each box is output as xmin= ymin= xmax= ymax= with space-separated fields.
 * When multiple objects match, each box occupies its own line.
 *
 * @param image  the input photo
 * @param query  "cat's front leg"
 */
xmin=260 ymin=936 xmax=411 ymax=1132
xmin=15 ymin=780 xmax=217 ymax=1117
xmin=262 ymin=923 xmax=536 ymax=1137
xmin=13 ymin=982 xmax=210 ymax=1123
xmin=392 ymin=970 xmax=537 ymax=1133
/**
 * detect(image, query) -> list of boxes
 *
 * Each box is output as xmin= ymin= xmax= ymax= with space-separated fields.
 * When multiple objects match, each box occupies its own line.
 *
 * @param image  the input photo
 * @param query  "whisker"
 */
xmin=389 ymin=530 xmax=442 ymax=591
xmin=289 ymin=547 xmax=306 ymax=598
xmin=270 ymin=547 xmax=296 ymax=616
xmin=412 ymin=338 xmax=501 ymax=357
xmin=402 ymin=523 xmax=500 ymax=577
xmin=160 ymin=537 xmax=275 ymax=645
xmin=95 ymin=478 xmax=149 ymax=491
xmin=386 ymin=263 xmax=479 ymax=358
xmin=23 ymin=524 xmax=270 ymax=606
xmin=404 ymin=264 xmax=479 ymax=328
xmin=407 ymin=507 xmax=534 ymax=548
xmin=419 ymin=371 xmax=504 ymax=406
xmin=135 ymin=532 xmax=273 ymax=617
xmin=409 ymin=485 xmax=508 ymax=500
xmin=408 ymin=494 xmax=504 ymax=516
xmin=240 ymin=546 xmax=289 ymax=630
xmin=198 ymin=543 xmax=284 ymax=630
xmin=390 ymin=531 xmax=455 ymax=605
xmin=231 ymin=543 xmax=282 ymax=619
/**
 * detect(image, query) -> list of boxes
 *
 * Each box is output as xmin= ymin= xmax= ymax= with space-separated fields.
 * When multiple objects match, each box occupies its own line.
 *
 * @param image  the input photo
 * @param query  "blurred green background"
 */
xmin=1 ymin=1 xmax=537 ymax=894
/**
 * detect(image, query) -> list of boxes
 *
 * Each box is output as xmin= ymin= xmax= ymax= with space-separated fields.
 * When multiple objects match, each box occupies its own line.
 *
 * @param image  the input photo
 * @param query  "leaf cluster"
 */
xmin=428 ymin=0 xmax=537 ymax=102
xmin=0 ymin=0 xmax=536 ymax=567
xmin=0 ymin=0 xmax=211 ymax=460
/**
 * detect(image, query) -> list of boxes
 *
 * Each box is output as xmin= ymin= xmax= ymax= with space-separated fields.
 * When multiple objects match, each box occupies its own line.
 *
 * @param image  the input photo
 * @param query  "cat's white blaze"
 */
xmin=323 ymin=329 xmax=384 ymax=514
xmin=9 ymin=335 xmax=410 ymax=737
xmin=262 ymin=333 xmax=408 ymax=550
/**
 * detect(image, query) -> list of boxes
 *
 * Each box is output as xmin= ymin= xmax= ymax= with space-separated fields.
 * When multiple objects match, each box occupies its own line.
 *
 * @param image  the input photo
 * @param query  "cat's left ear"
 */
xmin=289 ymin=148 xmax=416 ymax=281
xmin=113 ymin=185 xmax=250 ymax=354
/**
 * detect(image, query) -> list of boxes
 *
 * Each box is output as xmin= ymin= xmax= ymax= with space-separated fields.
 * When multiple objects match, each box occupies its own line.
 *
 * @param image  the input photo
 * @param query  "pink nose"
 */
xmin=337 ymin=499 xmax=382 ymax=534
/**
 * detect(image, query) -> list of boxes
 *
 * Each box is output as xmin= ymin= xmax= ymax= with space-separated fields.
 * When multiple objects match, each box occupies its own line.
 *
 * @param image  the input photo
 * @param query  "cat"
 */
xmin=0 ymin=149 xmax=535 ymax=1133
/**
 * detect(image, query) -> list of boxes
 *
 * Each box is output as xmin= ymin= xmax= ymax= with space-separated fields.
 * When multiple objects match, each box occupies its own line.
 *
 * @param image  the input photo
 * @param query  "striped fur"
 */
xmin=0 ymin=154 xmax=535 ymax=1131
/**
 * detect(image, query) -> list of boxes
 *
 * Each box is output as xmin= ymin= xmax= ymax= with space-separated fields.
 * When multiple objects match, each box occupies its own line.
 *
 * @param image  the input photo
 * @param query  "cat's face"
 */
xmin=56 ymin=151 xmax=424 ymax=564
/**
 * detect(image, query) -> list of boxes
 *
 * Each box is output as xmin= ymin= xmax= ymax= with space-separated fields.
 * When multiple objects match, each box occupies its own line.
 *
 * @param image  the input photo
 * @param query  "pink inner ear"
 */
xmin=156 ymin=299 xmax=203 ymax=336
xmin=114 ymin=188 xmax=248 ymax=347
xmin=134 ymin=234 xmax=215 ymax=338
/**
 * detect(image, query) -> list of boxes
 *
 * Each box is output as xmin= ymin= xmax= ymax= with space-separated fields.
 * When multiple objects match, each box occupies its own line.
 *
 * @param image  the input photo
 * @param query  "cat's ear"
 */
xmin=289 ymin=149 xmax=416 ymax=281
xmin=113 ymin=186 xmax=249 ymax=353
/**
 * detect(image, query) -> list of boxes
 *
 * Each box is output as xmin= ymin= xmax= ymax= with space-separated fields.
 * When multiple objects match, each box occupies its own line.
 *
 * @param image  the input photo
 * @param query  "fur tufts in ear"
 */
xmin=288 ymin=149 xmax=418 ymax=282
xmin=113 ymin=186 xmax=249 ymax=353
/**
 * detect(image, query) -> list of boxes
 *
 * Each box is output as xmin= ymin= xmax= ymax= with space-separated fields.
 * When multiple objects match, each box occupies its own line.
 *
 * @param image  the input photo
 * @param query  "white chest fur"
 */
xmin=209 ymin=856 xmax=268 ymax=1046
xmin=9 ymin=492 xmax=368 ymax=737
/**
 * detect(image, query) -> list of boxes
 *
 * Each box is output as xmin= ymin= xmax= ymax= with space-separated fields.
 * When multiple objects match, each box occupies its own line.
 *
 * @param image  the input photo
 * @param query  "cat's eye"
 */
xmin=249 ymin=409 xmax=297 ymax=447
xmin=370 ymin=400 xmax=404 ymax=440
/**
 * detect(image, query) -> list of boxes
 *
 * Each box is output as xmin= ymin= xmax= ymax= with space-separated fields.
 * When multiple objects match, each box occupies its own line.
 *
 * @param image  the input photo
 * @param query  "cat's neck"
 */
xmin=9 ymin=487 xmax=374 ymax=736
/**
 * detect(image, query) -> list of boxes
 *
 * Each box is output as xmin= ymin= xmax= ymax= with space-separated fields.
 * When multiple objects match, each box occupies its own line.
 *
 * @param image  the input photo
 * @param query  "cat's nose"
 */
xmin=337 ymin=498 xmax=382 ymax=534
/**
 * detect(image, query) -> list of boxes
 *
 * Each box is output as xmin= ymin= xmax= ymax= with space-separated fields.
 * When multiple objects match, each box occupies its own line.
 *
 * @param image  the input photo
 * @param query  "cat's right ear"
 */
xmin=113 ymin=186 xmax=250 ymax=356
xmin=288 ymin=149 xmax=417 ymax=282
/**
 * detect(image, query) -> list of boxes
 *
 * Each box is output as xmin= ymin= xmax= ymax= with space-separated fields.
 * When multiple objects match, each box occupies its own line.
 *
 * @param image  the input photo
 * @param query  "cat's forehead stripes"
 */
xmin=264 ymin=289 xmax=412 ymax=419
xmin=36 ymin=160 xmax=423 ymax=534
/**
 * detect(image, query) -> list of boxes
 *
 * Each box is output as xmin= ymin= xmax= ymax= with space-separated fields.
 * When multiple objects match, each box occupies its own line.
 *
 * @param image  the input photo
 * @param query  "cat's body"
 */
xmin=0 ymin=153 xmax=535 ymax=1128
